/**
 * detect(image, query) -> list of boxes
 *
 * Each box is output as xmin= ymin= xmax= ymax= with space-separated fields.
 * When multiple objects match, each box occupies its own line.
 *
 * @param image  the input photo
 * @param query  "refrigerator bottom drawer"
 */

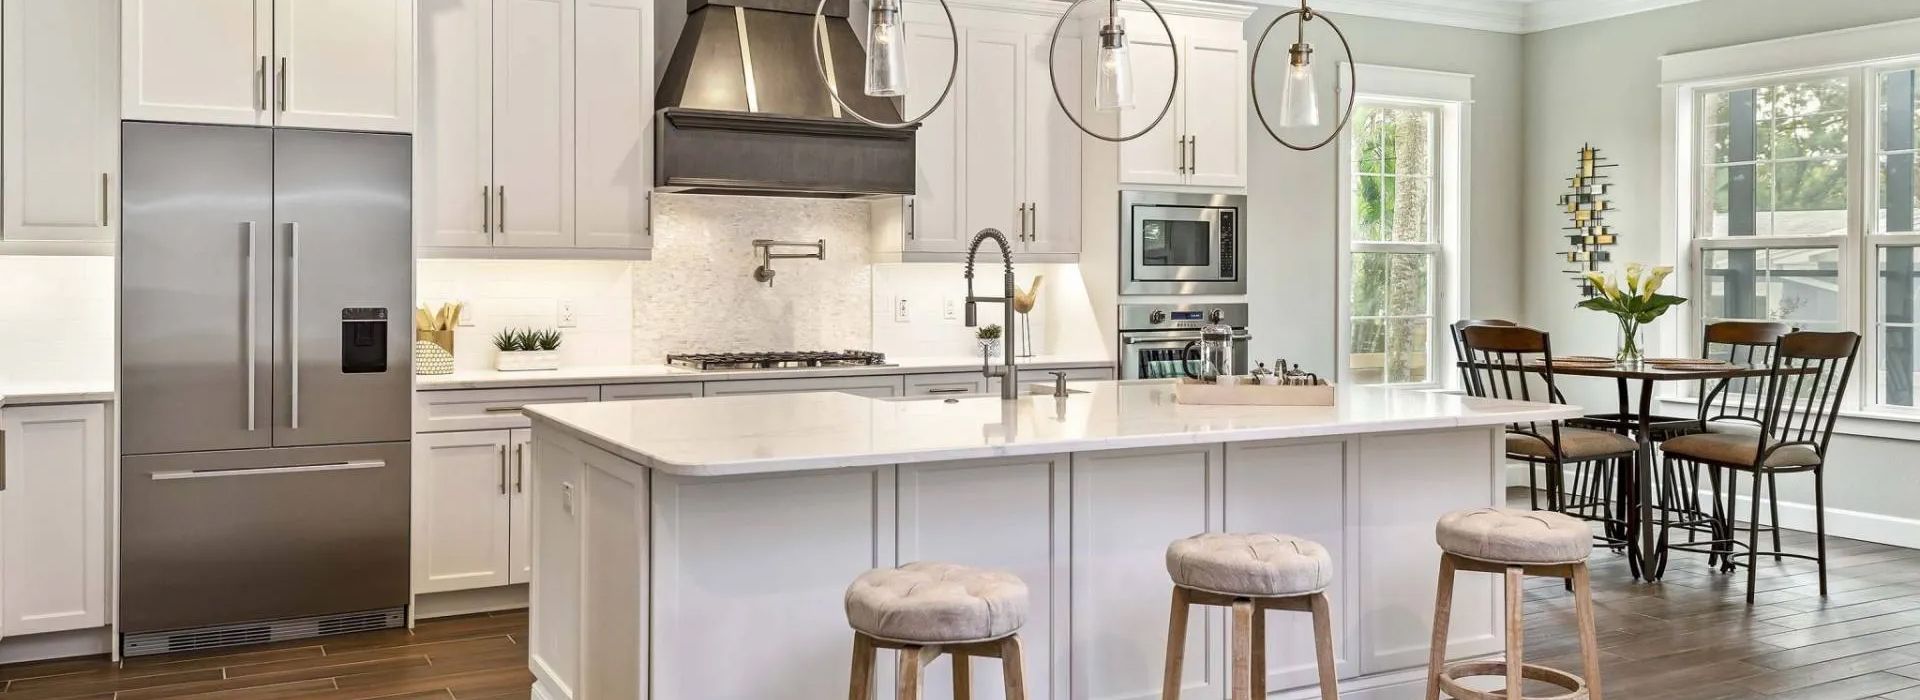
xmin=120 ymin=442 xmax=410 ymax=634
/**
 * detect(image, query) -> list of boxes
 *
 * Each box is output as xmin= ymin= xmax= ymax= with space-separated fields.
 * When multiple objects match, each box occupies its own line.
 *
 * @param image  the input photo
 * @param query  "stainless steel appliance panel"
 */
xmin=271 ymin=129 xmax=412 ymax=447
xmin=119 ymin=442 xmax=410 ymax=634
xmin=1120 ymin=190 xmax=1247 ymax=295
xmin=120 ymin=122 xmax=276 ymax=456
xmin=1118 ymin=303 xmax=1252 ymax=380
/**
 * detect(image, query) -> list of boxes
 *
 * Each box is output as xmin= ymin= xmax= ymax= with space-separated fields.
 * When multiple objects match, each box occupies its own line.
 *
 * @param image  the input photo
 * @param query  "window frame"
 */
xmin=1335 ymin=63 xmax=1470 ymax=390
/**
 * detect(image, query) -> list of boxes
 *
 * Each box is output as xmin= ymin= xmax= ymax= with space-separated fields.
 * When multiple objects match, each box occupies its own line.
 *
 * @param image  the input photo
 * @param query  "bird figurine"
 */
xmin=1013 ymin=276 xmax=1043 ymax=357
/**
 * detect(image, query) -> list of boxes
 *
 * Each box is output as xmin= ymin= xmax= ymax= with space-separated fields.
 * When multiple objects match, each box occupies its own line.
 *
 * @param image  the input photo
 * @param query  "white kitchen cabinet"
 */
xmin=273 ymin=0 xmax=414 ymax=132
xmin=1019 ymin=31 xmax=1081 ymax=256
xmin=1116 ymin=12 xmax=1248 ymax=189
xmin=415 ymin=429 xmax=514 ymax=593
xmin=122 ymin=0 xmax=414 ymax=132
xmin=703 ymin=375 xmax=905 ymax=399
xmin=2 ymin=0 xmax=119 ymax=251
xmin=904 ymin=372 xmax=991 ymax=396
xmin=600 ymin=381 xmax=704 ymax=401
xmin=0 ymin=403 xmax=110 ymax=638
xmin=508 ymin=428 xmax=532 ymax=585
xmin=961 ymin=28 xmax=1025 ymax=248
xmin=417 ymin=0 xmax=652 ymax=256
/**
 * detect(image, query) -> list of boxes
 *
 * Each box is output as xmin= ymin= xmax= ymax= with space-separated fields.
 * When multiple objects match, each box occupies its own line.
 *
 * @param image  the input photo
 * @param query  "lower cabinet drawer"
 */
xmin=904 ymin=373 xmax=991 ymax=396
xmin=1019 ymin=367 xmax=1113 ymax=384
xmin=602 ymin=382 xmax=705 ymax=401
xmin=414 ymin=385 xmax=602 ymax=433
xmin=704 ymin=375 xmax=906 ymax=398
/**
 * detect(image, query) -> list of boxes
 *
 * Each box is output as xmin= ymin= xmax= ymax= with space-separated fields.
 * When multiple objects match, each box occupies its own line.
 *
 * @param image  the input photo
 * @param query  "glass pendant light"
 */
xmin=1094 ymin=5 xmax=1134 ymax=112
xmin=865 ymin=0 xmax=908 ymax=98
xmin=1277 ymin=27 xmax=1319 ymax=127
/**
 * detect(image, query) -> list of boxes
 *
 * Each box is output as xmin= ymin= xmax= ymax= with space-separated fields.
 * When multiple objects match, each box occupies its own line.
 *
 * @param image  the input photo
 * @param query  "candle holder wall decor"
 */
xmin=1561 ymin=144 xmax=1618 ymax=297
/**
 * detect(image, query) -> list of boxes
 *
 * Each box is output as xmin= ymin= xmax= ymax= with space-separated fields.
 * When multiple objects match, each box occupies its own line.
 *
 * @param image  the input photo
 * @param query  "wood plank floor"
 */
xmin=10 ymin=488 xmax=1920 ymax=699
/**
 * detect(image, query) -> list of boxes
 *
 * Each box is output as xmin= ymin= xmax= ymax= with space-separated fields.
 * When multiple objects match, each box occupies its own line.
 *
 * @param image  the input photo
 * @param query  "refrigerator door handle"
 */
xmin=245 ymin=222 xmax=258 ymax=432
xmin=149 ymin=460 xmax=388 ymax=481
xmin=288 ymin=222 xmax=300 ymax=430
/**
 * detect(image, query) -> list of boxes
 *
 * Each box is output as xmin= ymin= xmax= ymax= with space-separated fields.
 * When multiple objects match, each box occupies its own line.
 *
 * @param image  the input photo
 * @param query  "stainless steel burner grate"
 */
xmin=666 ymin=350 xmax=890 ymax=371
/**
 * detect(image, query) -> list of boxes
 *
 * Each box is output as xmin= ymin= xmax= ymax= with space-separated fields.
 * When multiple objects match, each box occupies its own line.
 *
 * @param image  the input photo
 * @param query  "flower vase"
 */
xmin=1616 ymin=320 xmax=1646 ymax=367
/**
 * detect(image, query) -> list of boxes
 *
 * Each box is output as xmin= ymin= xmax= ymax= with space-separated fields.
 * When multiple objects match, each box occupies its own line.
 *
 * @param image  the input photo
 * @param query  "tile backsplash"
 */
xmin=0 ymin=256 xmax=115 ymax=386
xmin=417 ymin=194 xmax=1109 ymax=369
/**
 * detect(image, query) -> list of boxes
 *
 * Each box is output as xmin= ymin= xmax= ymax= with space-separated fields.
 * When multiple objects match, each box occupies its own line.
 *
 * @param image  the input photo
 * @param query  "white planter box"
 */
xmin=495 ymin=350 xmax=560 ymax=372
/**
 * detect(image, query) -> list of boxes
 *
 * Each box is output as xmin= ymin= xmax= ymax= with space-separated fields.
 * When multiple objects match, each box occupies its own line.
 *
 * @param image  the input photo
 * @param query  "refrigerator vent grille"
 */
xmin=122 ymin=607 xmax=406 ymax=657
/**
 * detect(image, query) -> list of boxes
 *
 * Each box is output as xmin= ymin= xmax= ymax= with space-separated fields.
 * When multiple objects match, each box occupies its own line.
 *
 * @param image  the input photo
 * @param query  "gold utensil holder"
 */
xmin=417 ymin=329 xmax=454 ymax=354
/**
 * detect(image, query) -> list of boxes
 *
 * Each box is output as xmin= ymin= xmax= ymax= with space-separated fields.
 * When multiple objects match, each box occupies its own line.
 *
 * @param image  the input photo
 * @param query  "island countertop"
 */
xmin=523 ymin=379 xmax=1578 ymax=477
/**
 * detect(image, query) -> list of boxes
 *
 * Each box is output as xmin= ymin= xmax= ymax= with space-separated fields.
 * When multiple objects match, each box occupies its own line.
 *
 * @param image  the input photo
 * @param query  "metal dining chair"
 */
xmin=1661 ymin=321 xmax=1792 ymax=569
xmin=1449 ymin=319 xmax=1518 ymax=391
xmin=1460 ymin=325 xmax=1639 ymax=539
xmin=1658 ymin=331 xmax=1860 ymax=603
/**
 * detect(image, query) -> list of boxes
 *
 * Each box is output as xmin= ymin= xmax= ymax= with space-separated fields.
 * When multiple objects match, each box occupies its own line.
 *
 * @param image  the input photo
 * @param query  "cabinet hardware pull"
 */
xmin=498 ymin=445 xmax=508 ymax=495
xmin=906 ymin=198 xmax=916 ymax=240
xmin=276 ymin=58 xmax=288 ymax=112
xmin=100 ymin=173 xmax=109 ymax=226
xmin=1188 ymin=136 xmax=1197 ymax=173
xmin=288 ymin=222 xmax=301 ymax=430
xmin=515 ymin=444 xmax=526 ymax=493
xmin=245 ymin=222 xmax=258 ymax=431
xmin=0 ymin=429 xmax=7 ymax=492
xmin=925 ymin=387 xmax=971 ymax=394
xmin=482 ymin=186 xmax=492 ymax=236
xmin=497 ymin=186 xmax=506 ymax=236
xmin=1029 ymin=202 xmax=1038 ymax=241
xmin=257 ymin=56 xmax=268 ymax=111
xmin=1178 ymin=135 xmax=1188 ymax=174
xmin=483 ymin=406 xmax=524 ymax=414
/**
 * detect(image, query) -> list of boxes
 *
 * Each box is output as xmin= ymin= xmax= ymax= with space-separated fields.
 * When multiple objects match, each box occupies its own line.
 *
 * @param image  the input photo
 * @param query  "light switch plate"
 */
xmin=558 ymin=300 xmax=578 ymax=328
xmin=894 ymin=297 xmax=911 ymax=323
xmin=942 ymin=297 xmax=959 ymax=321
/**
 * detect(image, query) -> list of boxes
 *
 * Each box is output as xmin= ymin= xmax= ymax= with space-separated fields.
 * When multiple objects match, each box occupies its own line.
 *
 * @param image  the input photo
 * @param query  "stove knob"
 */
xmin=1149 ymin=310 xmax=1167 ymax=324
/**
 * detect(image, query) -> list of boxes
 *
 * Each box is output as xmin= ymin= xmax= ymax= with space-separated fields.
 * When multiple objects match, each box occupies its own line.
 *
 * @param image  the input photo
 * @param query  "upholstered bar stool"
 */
xmin=845 ymin=561 xmax=1030 ymax=700
xmin=1162 ymin=533 xmax=1340 ymax=700
xmin=1426 ymin=508 xmax=1602 ymax=700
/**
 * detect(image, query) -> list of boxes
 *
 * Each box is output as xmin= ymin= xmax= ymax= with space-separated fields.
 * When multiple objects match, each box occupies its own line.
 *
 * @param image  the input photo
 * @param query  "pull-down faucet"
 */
xmin=963 ymin=228 xmax=1020 ymax=400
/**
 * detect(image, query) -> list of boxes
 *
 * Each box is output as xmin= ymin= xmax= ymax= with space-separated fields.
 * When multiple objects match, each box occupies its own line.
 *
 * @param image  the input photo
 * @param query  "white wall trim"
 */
xmin=1309 ymin=0 xmax=1703 ymax=35
xmin=1660 ymin=16 xmax=1920 ymax=86
xmin=1523 ymin=0 xmax=1701 ymax=33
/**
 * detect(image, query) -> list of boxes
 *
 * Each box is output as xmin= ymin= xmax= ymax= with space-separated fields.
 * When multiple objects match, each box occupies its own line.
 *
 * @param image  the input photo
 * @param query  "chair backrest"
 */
xmin=1758 ymin=331 xmax=1861 ymax=461
xmin=1699 ymin=321 xmax=1793 ymax=427
xmin=1449 ymin=319 xmax=1519 ymax=389
xmin=1459 ymin=324 xmax=1567 ymax=443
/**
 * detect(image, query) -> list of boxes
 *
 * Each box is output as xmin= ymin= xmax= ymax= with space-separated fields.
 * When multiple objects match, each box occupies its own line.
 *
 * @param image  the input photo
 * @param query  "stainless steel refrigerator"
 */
xmin=118 ymin=122 xmax=412 ymax=656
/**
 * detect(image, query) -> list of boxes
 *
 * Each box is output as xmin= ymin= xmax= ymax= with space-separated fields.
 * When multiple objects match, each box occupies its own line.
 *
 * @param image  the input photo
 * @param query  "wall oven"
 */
xmin=1121 ymin=190 xmax=1246 ymax=295
xmin=1118 ymin=303 xmax=1251 ymax=380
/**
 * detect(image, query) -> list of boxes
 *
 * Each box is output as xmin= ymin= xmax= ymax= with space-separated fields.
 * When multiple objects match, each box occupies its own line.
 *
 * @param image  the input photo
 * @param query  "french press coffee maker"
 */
xmin=1181 ymin=309 xmax=1235 ymax=382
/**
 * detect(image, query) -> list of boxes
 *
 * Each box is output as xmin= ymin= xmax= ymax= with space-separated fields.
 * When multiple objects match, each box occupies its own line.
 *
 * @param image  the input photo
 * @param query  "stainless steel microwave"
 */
xmin=1120 ymin=190 xmax=1246 ymax=295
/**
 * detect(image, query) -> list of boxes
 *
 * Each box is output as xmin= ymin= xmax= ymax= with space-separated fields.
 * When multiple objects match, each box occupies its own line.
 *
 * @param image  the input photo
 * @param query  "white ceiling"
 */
xmin=1296 ymin=0 xmax=1704 ymax=34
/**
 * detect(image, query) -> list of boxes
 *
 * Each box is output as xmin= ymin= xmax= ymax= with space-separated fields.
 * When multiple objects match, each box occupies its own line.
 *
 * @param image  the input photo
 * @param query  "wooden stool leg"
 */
xmin=1251 ymin=602 xmax=1268 ymax=699
xmin=1504 ymin=567 xmax=1525 ymax=699
xmin=1572 ymin=564 xmax=1602 ymax=700
xmin=1000 ymin=635 xmax=1028 ymax=700
xmin=897 ymin=646 xmax=923 ymax=700
xmin=1231 ymin=600 xmax=1255 ymax=700
xmin=1424 ymin=554 xmax=1457 ymax=700
xmin=953 ymin=653 xmax=971 ymax=700
xmin=1309 ymin=593 xmax=1339 ymax=700
xmin=849 ymin=632 xmax=876 ymax=700
xmin=1162 ymin=587 xmax=1191 ymax=700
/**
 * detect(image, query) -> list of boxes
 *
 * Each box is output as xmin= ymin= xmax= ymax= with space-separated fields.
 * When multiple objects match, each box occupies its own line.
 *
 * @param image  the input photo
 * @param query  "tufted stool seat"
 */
xmin=845 ymin=562 xmax=1031 ymax=700
xmin=1166 ymin=532 xmax=1334 ymax=597
xmin=845 ymin=562 xmax=1029 ymax=643
xmin=1161 ymin=533 xmax=1341 ymax=700
xmin=1436 ymin=508 xmax=1593 ymax=565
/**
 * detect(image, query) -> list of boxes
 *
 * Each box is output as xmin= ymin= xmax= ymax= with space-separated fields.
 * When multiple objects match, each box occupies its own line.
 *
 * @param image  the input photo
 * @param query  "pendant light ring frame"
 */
xmin=1046 ymin=0 xmax=1178 ymax=143
xmin=810 ymin=0 xmax=960 ymax=130
xmin=1250 ymin=8 xmax=1357 ymax=152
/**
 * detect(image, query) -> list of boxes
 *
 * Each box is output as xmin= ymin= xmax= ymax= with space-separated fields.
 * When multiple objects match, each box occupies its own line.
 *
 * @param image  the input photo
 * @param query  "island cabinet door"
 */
xmin=1071 ymin=444 xmax=1226 ymax=700
xmin=1222 ymin=440 xmax=1360 ymax=691
xmin=897 ymin=455 xmax=1069 ymax=700
xmin=414 ymin=430 xmax=513 ymax=594
xmin=1355 ymin=429 xmax=1503 ymax=674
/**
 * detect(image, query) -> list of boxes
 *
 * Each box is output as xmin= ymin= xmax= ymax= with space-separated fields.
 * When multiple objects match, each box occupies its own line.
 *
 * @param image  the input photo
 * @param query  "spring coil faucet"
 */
xmin=963 ymin=228 xmax=1020 ymax=400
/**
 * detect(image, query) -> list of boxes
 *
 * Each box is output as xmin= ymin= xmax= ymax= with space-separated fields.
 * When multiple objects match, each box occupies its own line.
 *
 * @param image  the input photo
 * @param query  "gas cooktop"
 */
xmin=665 ymin=350 xmax=891 ymax=371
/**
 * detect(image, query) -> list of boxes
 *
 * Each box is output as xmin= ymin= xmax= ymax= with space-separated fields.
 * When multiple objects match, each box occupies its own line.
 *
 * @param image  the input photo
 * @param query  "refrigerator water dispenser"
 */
xmin=341 ymin=308 xmax=389 ymax=373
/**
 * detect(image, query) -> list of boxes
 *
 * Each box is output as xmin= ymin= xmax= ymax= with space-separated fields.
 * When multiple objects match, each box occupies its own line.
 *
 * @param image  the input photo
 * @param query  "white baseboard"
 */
xmin=413 ymin=584 xmax=528 ymax=620
xmin=0 ymin=627 xmax=111 ymax=665
xmin=1703 ymin=487 xmax=1920 ymax=550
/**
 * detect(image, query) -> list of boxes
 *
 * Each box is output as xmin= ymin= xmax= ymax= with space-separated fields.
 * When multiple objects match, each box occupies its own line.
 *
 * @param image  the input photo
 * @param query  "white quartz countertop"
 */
xmin=0 ymin=382 xmax=115 ymax=407
xmin=525 ymin=379 xmax=1580 ymax=477
xmin=414 ymin=355 xmax=1112 ymax=390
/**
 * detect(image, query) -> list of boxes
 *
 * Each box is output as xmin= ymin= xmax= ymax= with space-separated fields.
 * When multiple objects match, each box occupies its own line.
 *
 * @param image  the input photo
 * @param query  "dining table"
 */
xmin=1488 ymin=358 xmax=1803 ymax=581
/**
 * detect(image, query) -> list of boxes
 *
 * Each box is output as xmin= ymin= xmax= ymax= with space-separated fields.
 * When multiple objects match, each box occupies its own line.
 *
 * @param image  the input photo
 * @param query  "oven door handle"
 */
xmin=1124 ymin=331 xmax=1252 ymax=345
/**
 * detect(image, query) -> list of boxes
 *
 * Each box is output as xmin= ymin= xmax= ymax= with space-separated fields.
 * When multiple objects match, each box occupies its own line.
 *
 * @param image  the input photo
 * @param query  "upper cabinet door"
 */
xmin=273 ymin=0 xmax=415 ymax=132
xmin=1021 ymin=28 xmax=1079 ymax=255
xmin=121 ymin=0 xmax=271 ymax=126
xmin=960 ymin=29 xmax=1024 ymax=246
xmin=1182 ymin=33 xmax=1246 ymax=188
xmin=571 ymin=0 xmax=651 ymax=251
xmin=901 ymin=18 xmax=963 ymax=254
xmin=3 ymin=0 xmax=118 ymax=245
xmin=416 ymin=0 xmax=493 ymax=249
xmin=1114 ymin=12 xmax=1184 ymax=186
xmin=492 ymin=0 xmax=571 ymax=248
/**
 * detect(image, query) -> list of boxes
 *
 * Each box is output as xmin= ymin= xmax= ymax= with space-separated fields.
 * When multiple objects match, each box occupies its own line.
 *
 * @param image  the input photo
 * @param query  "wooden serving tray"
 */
xmin=1174 ymin=379 xmax=1336 ymax=406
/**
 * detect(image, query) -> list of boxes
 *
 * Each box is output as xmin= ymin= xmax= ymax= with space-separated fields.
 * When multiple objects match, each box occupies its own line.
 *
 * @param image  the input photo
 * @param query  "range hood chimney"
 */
xmin=656 ymin=0 xmax=918 ymax=199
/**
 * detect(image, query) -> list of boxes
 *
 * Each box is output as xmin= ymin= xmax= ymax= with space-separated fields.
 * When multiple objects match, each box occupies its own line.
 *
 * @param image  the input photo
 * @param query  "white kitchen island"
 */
xmin=521 ymin=379 xmax=1579 ymax=700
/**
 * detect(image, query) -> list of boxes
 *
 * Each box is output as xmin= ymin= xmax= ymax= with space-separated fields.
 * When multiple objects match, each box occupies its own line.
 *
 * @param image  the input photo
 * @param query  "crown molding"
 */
xmin=1277 ymin=0 xmax=1703 ymax=34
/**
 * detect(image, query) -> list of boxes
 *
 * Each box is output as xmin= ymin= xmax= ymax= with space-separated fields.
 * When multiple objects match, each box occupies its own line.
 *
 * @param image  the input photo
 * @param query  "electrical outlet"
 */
xmin=457 ymin=304 xmax=476 ymax=327
xmin=562 ymin=482 xmax=575 ymax=515
xmin=894 ymin=297 xmax=911 ymax=323
xmin=557 ymin=299 xmax=578 ymax=328
xmin=942 ymin=297 xmax=959 ymax=321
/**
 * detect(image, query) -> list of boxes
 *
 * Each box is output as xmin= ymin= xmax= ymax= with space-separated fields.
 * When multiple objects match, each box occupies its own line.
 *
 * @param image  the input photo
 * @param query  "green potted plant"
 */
xmin=492 ymin=327 xmax=564 ymax=371
xmin=976 ymin=324 xmax=1003 ymax=358
xmin=1579 ymin=263 xmax=1686 ymax=366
